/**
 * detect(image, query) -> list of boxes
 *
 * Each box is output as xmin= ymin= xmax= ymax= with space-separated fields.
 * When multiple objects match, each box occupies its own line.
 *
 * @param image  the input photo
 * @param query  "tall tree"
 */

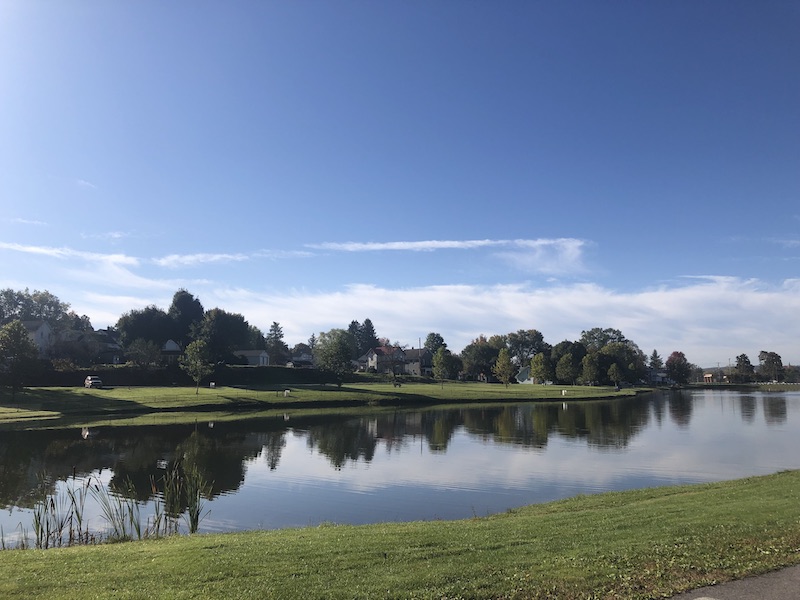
xmin=180 ymin=340 xmax=214 ymax=394
xmin=265 ymin=322 xmax=289 ymax=364
xmin=195 ymin=308 xmax=251 ymax=363
xmin=530 ymin=352 xmax=554 ymax=384
xmin=432 ymin=346 xmax=452 ymax=388
xmin=168 ymin=289 xmax=204 ymax=346
xmin=506 ymin=329 xmax=548 ymax=366
xmin=492 ymin=348 xmax=515 ymax=387
xmin=424 ymin=332 xmax=447 ymax=354
xmin=0 ymin=288 xmax=75 ymax=330
xmin=459 ymin=335 xmax=500 ymax=380
xmin=666 ymin=351 xmax=692 ymax=384
xmin=758 ymin=351 xmax=784 ymax=382
xmin=581 ymin=353 xmax=601 ymax=385
xmin=0 ymin=320 xmax=40 ymax=400
xmin=649 ymin=350 xmax=664 ymax=370
xmin=555 ymin=353 xmax=580 ymax=385
xmin=733 ymin=354 xmax=754 ymax=383
xmin=116 ymin=305 xmax=173 ymax=348
xmin=315 ymin=329 xmax=354 ymax=387
xmin=579 ymin=327 xmax=628 ymax=352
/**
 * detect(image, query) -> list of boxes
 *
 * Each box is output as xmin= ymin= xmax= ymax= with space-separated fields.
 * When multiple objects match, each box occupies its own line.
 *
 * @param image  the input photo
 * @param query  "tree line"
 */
xmin=0 ymin=287 xmax=796 ymax=393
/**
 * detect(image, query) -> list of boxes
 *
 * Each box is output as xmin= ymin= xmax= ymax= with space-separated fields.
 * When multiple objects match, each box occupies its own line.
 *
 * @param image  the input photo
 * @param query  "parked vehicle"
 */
xmin=84 ymin=376 xmax=103 ymax=388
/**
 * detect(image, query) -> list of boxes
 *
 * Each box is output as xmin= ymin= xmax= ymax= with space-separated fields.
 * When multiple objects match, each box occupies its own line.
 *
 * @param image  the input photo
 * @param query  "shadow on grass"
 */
xmin=0 ymin=387 xmax=147 ymax=418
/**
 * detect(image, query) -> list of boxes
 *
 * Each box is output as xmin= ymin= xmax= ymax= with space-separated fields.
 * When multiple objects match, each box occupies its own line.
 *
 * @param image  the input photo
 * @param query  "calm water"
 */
xmin=1 ymin=389 xmax=798 ymax=544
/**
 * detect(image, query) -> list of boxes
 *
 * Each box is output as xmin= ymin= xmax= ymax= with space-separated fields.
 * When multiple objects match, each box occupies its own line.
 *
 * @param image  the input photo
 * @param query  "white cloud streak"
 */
xmin=0 ymin=242 xmax=138 ymax=265
xmin=309 ymin=238 xmax=588 ymax=274
xmin=309 ymin=238 xmax=583 ymax=253
xmin=153 ymin=253 xmax=251 ymax=268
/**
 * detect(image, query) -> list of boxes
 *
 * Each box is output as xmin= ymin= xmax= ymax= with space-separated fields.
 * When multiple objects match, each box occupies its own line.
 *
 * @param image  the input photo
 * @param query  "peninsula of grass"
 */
xmin=1 ymin=470 xmax=799 ymax=599
xmin=0 ymin=382 xmax=641 ymax=429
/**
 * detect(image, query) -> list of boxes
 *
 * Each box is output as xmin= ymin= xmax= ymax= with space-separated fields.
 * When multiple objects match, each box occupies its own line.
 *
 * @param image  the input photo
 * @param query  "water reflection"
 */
xmin=0 ymin=390 xmax=798 ymax=537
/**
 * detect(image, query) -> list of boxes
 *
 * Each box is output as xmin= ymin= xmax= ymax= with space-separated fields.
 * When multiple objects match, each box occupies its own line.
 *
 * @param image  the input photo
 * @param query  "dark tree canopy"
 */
xmin=116 ymin=305 xmax=173 ymax=348
xmin=506 ymin=329 xmax=548 ymax=366
xmin=665 ymin=351 xmax=692 ymax=384
xmin=758 ymin=351 xmax=784 ymax=382
xmin=265 ymin=322 xmax=289 ymax=364
xmin=195 ymin=308 xmax=251 ymax=363
xmin=579 ymin=327 xmax=628 ymax=352
xmin=424 ymin=332 xmax=447 ymax=354
xmin=459 ymin=335 xmax=500 ymax=380
xmin=0 ymin=320 xmax=40 ymax=399
xmin=0 ymin=288 xmax=90 ymax=332
xmin=316 ymin=329 xmax=355 ymax=386
xmin=348 ymin=318 xmax=380 ymax=358
xmin=168 ymin=289 xmax=204 ymax=346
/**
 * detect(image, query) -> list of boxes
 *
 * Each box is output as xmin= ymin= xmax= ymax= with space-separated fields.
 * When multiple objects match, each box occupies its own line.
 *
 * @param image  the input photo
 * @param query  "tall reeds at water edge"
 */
xmin=2 ymin=461 xmax=212 ymax=550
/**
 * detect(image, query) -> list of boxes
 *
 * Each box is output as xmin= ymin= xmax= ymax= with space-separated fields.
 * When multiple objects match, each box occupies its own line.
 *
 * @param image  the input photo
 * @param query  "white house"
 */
xmin=22 ymin=320 xmax=53 ymax=358
xmin=234 ymin=350 xmax=270 ymax=366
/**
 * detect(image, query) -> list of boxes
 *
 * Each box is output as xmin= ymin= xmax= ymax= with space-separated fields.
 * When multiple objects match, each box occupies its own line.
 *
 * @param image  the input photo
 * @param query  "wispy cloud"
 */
xmin=0 ymin=242 xmax=138 ymax=265
xmin=76 ymin=179 xmax=98 ymax=189
xmin=81 ymin=231 xmax=133 ymax=241
xmin=153 ymin=253 xmax=251 ymax=268
xmin=308 ymin=238 xmax=588 ymax=274
xmin=310 ymin=239 xmax=506 ymax=252
xmin=8 ymin=218 xmax=49 ymax=226
xmin=153 ymin=250 xmax=313 ymax=268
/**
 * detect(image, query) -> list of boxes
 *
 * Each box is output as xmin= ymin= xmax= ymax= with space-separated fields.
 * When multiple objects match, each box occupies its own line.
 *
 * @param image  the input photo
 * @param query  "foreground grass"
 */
xmin=0 ymin=382 xmax=638 ymax=428
xmin=1 ymin=471 xmax=799 ymax=599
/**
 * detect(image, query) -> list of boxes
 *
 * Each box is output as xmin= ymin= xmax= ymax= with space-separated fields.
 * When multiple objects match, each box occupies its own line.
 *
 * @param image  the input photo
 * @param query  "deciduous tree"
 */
xmin=168 ymin=289 xmax=204 ymax=346
xmin=530 ymin=352 xmax=554 ymax=384
xmin=0 ymin=320 xmax=40 ymax=400
xmin=666 ymin=351 xmax=692 ymax=384
xmin=316 ymin=329 xmax=355 ymax=387
xmin=180 ymin=340 xmax=214 ymax=394
xmin=492 ymin=348 xmax=515 ymax=387
xmin=424 ymin=332 xmax=447 ymax=354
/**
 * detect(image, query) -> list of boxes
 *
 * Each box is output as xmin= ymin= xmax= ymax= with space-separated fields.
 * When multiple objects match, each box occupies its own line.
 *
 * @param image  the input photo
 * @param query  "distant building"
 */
xmin=233 ymin=350 xmax=270 ymax=366
xmin=21 ymin=320 xmax=53 ymax=358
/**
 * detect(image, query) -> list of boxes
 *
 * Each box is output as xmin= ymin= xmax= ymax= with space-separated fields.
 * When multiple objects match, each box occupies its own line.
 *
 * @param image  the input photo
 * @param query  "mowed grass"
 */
xmin=0 ymin=382 xmax=637 ymax=428
xmin=1 ymin=470 xmax=799 ymax=599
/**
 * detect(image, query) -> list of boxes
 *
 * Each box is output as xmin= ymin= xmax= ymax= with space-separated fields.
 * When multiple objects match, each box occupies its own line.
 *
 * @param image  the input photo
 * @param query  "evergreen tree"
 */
xmin=265 ymin=322 xmax=289 ymax=365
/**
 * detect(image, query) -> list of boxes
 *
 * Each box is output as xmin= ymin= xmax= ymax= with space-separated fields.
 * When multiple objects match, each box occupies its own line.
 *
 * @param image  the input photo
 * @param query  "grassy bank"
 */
xmin=0 ymin=382 xmax=639 ymax=428
xmin=1 ymin=470 xmax=798 ymax=599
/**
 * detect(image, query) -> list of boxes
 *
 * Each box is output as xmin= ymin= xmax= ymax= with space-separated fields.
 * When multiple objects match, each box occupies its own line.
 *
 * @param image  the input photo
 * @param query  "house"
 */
xmin=403 ymin=348 xmax=433 ymax=377
xmin=161 ymin=339 xmax=183 ymax=365
xmin=234 ymin=350 xmax=270 ymax=366
xmin=21 ymin=320 xmax=53 ymax=358
xmin=92 ymin=328 xmax=123 ymax=364
xmin=515 ymin=365 xmax=534 ymax=384
xmin=365 ymin=346 xmax=406 ymax=374
xmin=287 ymin=351 xmax=314 ymax=368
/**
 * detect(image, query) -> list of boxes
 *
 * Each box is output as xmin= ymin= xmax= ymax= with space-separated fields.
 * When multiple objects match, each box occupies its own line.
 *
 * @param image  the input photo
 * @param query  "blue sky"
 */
xmin=1 ymin=1 xmax=798 ymax=366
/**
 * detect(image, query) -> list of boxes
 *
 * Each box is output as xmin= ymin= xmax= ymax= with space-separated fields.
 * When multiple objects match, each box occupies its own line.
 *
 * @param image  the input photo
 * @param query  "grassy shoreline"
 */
xmin=1 ymin=470 xmax=798 ymax=599
xmin=0 ymin=382 xmax=640 ymax=429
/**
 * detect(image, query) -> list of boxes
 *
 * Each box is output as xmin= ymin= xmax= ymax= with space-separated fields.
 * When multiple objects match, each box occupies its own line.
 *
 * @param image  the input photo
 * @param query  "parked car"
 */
xmin=84 ymin=376 xmax=103 ymax=389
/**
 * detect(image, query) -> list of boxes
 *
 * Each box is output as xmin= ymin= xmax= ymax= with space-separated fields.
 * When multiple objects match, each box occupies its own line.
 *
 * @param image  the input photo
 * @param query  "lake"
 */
xmin=1 ymin=388 xmax=798 ymax=546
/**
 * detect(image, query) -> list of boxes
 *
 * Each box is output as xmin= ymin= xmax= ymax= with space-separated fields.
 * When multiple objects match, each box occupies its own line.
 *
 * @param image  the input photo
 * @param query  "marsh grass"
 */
xmin=4 ymin=462 xmax=211 ymax=550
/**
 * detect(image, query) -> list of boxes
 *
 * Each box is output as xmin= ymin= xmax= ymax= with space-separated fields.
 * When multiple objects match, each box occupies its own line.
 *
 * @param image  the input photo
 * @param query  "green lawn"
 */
xmin=1 ymin=470 xmax=798 ymax=599
xmin=0 ymin=382 xmax=639 ymax=428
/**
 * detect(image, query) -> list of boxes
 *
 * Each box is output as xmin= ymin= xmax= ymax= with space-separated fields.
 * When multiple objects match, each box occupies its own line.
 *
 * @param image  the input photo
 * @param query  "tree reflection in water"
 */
xmin=0 ymin=390 xmax=793 ymax=515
